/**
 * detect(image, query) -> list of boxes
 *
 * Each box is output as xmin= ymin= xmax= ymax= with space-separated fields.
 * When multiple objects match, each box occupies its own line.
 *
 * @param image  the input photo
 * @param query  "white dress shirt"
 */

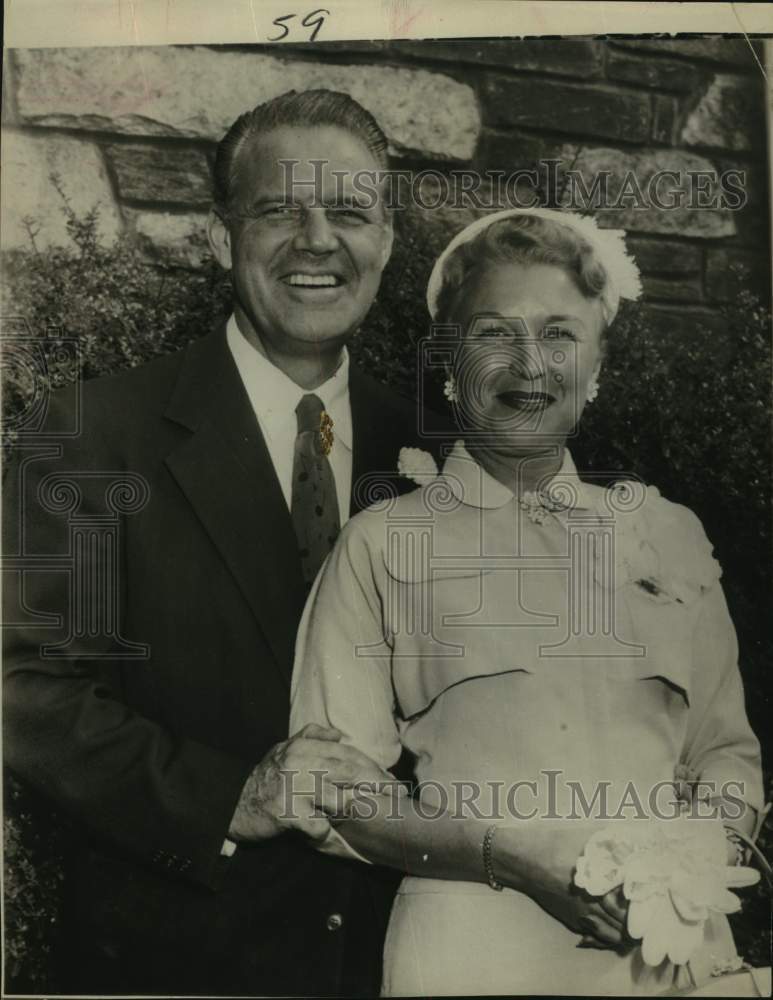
xmin=220 ymin=315 xmax=354 ymax=859
xmin=226 ymin=314 xmax=353 ymax=527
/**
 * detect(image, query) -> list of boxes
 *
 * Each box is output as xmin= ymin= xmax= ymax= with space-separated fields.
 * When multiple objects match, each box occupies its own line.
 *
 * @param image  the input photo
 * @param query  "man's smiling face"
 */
xmin=212 ymin=125 xmax=393 ymax=358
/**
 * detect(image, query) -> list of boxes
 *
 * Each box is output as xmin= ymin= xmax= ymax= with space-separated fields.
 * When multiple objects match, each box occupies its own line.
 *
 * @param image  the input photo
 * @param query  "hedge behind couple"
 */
xmin=4 ymin=87 xmax=762 ymax=998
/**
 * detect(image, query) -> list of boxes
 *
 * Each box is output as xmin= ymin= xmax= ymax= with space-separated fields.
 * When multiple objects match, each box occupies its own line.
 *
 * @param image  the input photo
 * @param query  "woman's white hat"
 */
xmin=426 ymin=206 xmax=643 ymax=324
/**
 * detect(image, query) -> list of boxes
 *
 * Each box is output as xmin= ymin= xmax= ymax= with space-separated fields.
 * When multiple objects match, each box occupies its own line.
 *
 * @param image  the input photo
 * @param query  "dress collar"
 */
xmin=226 ymin=314 xmax=352 ymax=449
xmin=440 ymin=439 xmax=592 ymax=511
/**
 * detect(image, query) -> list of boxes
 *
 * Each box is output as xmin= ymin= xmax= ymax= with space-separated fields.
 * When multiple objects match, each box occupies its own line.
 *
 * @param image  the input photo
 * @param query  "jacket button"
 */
xmin=326 ymin=912 xmax=343 ymax=931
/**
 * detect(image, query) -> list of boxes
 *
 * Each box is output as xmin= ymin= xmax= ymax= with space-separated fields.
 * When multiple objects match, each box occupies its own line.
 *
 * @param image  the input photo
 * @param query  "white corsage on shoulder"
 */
xmin=397 ymin=447 xmax=439 ymax=486
xmin=602 ymin=484 xmax=721 ymax=605
xmin=575 ymin=817 xmax=759 ymax=967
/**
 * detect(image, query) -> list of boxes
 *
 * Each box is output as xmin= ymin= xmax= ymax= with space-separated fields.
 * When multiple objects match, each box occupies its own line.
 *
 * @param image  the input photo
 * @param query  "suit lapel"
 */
xmin=164 ymin=330 xmax=305 ymax=683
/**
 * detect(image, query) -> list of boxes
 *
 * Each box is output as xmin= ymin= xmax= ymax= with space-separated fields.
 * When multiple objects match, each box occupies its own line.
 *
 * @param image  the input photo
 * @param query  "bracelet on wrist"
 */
xmin=724 ymin=826 xmax=745 ymax=867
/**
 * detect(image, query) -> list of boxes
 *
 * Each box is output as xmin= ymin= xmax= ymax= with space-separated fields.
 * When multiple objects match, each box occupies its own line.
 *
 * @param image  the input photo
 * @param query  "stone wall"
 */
xmin=2 ymin=37 xmax=769 ymax=320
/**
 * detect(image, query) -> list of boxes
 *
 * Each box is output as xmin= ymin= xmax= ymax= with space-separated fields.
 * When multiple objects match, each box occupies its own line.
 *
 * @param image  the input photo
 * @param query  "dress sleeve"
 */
xmin=290 ymin=515 xmax=403 ymax=861
xmin=681 ymin=574 xmax=764 ymax=818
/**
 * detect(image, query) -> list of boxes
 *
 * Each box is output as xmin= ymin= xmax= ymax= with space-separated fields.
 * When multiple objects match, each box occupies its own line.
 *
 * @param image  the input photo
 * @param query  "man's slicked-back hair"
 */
xmin=213 ymin=89 xmax=390 ymax=213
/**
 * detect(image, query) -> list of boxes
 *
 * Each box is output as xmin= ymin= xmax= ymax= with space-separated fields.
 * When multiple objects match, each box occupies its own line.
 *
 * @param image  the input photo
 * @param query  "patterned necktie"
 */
xmin=291 ymin=393 xmax=341 ymax=586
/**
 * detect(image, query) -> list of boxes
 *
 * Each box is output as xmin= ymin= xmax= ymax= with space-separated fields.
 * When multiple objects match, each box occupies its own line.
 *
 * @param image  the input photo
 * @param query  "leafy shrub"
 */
xmin=1 ymin=180 xmax=232 ymax=457
xmin=3 ymin=777 xmax=70 ymax=992
xmin=2 ymin=193 xmax=770 ymax=987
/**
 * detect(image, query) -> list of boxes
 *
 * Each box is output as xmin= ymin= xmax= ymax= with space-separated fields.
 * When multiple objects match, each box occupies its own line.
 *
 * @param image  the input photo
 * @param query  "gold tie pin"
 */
xmin=319 ymin=411 xmax=334 ymax=456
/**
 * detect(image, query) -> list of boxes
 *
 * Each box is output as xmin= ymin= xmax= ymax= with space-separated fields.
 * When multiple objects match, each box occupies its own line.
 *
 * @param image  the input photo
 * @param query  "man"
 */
xmin=3 ymin=90 xmax=445 ymax=996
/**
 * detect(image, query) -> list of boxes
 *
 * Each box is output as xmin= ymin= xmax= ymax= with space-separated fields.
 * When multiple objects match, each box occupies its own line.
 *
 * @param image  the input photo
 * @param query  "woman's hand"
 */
xmin=492 ymin=822 xmax=631 ymax=950
xmin=532 ymin=875 xmax=630 ymax=951
xmin=576 ymin=886 xmax=629 ymax=949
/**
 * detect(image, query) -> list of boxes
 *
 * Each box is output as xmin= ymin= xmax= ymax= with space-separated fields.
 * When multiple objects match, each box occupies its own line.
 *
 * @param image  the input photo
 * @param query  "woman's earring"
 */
xmin=443 ymin=374 xmax=458 ymax=403
xmin=586 ymin=372 xmax=600 ymax=404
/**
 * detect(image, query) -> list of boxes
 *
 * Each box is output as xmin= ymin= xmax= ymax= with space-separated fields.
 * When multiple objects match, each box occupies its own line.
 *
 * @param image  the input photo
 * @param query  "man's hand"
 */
xmin=493 ymin=822 xmax=630 ymax=950
xmin=228 ymin=723 xmax=392 ymax=843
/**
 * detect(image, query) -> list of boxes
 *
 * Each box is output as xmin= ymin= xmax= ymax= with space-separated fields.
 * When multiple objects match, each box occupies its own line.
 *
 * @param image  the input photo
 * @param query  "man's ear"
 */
xmin=207 ymin=208 xmax=232 ymax=270
xmin=380 ymin=220 xmax=395 ymax=269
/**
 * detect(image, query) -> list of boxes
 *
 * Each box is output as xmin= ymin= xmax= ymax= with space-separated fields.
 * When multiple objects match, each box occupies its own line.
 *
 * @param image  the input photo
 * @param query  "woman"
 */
xmin=290 ymin=208 xmax=764 ymax=996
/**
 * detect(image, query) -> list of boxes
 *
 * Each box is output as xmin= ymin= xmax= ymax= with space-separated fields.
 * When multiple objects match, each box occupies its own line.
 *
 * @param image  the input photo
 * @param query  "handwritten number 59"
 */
xmin=269 ymin=9 xmax=330 ymax=43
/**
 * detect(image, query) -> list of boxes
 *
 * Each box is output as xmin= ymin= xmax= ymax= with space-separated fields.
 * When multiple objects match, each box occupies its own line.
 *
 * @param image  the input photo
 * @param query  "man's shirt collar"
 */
xmin=226 ymin=314 xmax=352 ymax=449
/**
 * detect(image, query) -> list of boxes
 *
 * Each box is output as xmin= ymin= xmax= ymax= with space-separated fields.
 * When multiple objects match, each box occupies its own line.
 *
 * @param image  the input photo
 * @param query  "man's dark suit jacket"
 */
xmin=3 ymin=327 xmax=447 ymax=996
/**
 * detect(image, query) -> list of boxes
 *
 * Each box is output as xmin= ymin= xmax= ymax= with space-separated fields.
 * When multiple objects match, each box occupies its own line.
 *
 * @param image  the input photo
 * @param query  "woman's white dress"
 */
xmin=290 ymin=441 xmax=763 ymax=996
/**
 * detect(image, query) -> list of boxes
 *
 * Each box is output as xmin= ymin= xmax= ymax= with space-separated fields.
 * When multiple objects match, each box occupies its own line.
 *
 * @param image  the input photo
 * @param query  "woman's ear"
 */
xmin=592 ymin=316 xmax=609 ymax=371
xmin=207 ymin=208 xmax=232 ymax=271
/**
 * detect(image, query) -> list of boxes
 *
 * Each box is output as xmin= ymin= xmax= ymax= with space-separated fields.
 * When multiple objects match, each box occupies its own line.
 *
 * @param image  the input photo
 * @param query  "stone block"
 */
xmin=282 ymin=41 xmax=387 ymax=57
xmin=482 ymin=76 xmax=650 ymax=143
xmin=610 ymin=37 xmax=756 ymax=68
xmin=606 ymin=49 xmax=704 ymax=91
xmin=652 ymin=95 xmax=677 ymax=145
xmin=681 ymin=74 xmax=764 ymax=152
xmin=476 ymin=130 xmax=574 ymax=175
xmin=559 ymin=146 xmax=737 ymax=239
xmin=391 ymin=38 xmax=604 ymax=78
xmin=12 ymin=46 xmax=480 ymax=161
xmin=1 ymin=130 xmax=122 ymax=250
xmin=104 ymin=144 xmax=212 ymax=204
xmin=641 ymin=273 xmax=703 ymax=303
xmin=712 ymin=157 xmax=767 ymax=247
xmin=626 ymin=237 xmax=702 ymax=274
xmin=2 ymin=57 xmax=18 ymax=125
xmin=128 ymin=209 xmax=210 ymax=267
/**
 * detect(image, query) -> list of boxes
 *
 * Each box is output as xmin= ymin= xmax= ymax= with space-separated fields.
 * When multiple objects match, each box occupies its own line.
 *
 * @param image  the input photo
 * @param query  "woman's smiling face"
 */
xmin=450 ymin=260 xmax=606 ymax=454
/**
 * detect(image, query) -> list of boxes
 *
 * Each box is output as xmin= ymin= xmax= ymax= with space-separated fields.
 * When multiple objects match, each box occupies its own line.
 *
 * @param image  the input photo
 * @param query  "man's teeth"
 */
xmin=286 ymin=274 xmax=340 ymax=287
